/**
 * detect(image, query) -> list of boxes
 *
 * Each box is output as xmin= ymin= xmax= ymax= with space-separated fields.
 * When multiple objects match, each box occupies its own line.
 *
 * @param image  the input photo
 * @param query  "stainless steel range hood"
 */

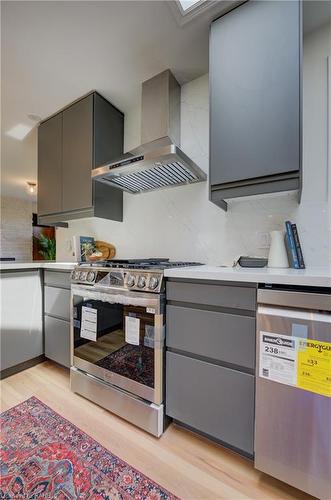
xmin=92 ymin=70 xmax=206 ymax=194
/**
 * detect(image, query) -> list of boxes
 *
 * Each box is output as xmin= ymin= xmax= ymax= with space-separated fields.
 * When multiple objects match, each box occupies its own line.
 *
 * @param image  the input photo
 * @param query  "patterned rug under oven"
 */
xmin=0 ymin=397 xmax=177 ymax=499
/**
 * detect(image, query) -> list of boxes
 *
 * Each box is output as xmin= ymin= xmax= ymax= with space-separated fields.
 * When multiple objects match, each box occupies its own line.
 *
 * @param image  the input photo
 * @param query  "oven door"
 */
xmin=71 ymin=284 xmax=164 ymax=405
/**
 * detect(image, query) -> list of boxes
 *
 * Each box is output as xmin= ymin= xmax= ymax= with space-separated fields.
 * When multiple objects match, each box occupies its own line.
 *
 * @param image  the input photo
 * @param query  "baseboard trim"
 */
xmin=0 ymin=355 xmax=45 ymax=380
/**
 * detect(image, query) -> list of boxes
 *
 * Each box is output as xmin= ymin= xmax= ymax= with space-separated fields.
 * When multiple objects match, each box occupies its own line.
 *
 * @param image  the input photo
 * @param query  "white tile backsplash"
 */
xmin=56 ymin=25 xmax=331 ymax=267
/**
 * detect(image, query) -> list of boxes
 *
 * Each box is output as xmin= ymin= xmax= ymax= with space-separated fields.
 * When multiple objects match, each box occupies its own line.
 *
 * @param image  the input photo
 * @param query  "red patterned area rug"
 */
xmin=0 ymin=397 xmax=178 ymax=499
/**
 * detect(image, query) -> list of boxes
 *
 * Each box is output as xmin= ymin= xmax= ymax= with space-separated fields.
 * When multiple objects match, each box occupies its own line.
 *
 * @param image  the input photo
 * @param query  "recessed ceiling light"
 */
xmin=7 ymin=123 xmax=33 ymax=140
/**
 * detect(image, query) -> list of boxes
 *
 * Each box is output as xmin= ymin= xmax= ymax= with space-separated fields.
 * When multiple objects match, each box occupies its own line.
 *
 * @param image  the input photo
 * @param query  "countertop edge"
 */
xmin=0 ymin=262 xmax=76 ymax=271
xmin=164 ymin=266 xmax=331 ymax=288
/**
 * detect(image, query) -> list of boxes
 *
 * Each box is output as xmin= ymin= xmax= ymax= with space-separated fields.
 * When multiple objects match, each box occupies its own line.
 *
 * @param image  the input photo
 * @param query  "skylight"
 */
xmin=170 ymin=1 xmax=216 ymax=26
xmin=178 ymin=0 xmax=203 ymax=11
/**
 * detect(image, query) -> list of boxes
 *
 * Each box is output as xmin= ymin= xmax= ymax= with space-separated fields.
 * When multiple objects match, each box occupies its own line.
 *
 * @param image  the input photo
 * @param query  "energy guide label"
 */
xmin=297 ymin=339 xmax=331 ymax=397
xmin=259 ymin=333 xmax=297 ymax=386
xmin=259 ymin=332 xmax=331 ymax=397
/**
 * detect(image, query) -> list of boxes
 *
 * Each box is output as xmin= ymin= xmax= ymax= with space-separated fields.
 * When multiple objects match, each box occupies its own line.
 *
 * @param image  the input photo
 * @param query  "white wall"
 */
xmin=56 ymin=23 xmax=331 ymax=267
xmin=0 ymin=196 xmax=36 ymax=261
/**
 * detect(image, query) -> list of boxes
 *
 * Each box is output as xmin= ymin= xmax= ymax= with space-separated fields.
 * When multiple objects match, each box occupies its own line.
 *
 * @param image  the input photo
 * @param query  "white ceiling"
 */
xmin=2 ymin=0 xmax=330 ymax=200
xmin=1 ymin=0 xmax=239 ymax=199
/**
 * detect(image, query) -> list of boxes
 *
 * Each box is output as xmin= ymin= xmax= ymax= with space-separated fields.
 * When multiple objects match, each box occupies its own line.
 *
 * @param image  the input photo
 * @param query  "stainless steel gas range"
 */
xmin=69 ymin=258 xmax=200 ymax=436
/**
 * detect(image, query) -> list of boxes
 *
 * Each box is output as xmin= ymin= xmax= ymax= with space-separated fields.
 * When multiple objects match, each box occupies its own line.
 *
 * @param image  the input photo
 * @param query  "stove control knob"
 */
xmin=137 ymin=276 xmax=146 ymax=288
xmin=79 ymin=271 xmax=87 ymax=281
xmin=72 ymin=271 xmax=80 ymax=280
xmin=149 ymin=276 xmax=159 ymax=290
xmin=87 ymin=271 xmax=95 ymax=283
xmin=127 ymin=275 xmax=136 ymax=287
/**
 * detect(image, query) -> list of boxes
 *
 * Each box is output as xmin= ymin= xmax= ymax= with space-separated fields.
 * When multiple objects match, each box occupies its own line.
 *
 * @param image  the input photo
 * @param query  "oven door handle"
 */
xmin=71 ymin=286 xmax=162 ymax=313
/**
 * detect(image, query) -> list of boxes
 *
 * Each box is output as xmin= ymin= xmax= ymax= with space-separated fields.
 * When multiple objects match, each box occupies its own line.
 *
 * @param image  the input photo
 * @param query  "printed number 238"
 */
xmin=265 ymin=346 xmax=279 ymax=354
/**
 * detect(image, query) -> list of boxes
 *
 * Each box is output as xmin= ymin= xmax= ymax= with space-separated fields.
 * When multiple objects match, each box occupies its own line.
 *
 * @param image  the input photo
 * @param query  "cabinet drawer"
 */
xmin=166 ymin=352 xmax=254 ymax=455
xmin=44 ymin=270 xmax=71 ymax=289
xmin=45 ymin=286 xmax=70 ymax=320
xmin=167 ymin=305 xmax=255 ymax=369
xmin=45 ymin=316 xmax=70 ymax=368
xmin=167 ymin=281 xmax=256 ymax=311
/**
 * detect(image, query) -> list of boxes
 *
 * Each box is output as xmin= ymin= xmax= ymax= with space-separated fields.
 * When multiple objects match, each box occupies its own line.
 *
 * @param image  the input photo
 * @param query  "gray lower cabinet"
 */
xmin=166 ymin=352 xmax=255 ymax=456
xmin=44 ymin=269 xmax=71 ymax=288
xmin=44 ymin=316 xmax=70 ymax=368
xmin=167 ymin=281 xmax=256 ymax=311
xmin=44 ymin=286 xmax=70 ymax=320
xmin=0 ymin=270 xmax=43 ymax=377
xmin=166 ymin=279 xmax=257 ymax=457
xmin=44 ymin=270 xmax=71 ymax=368
xmin=167 ymin=305 xmax=255 ymax=370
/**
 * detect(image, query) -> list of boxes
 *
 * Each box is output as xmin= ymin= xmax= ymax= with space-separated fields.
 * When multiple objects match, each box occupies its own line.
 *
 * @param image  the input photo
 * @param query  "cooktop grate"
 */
xmin=77 ymin=259 xmax=202 ymax=270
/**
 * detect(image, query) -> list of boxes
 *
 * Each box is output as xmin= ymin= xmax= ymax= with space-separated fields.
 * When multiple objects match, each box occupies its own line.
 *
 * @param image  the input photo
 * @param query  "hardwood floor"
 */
xmin=0 ymin=361 xmax=313 ymax=500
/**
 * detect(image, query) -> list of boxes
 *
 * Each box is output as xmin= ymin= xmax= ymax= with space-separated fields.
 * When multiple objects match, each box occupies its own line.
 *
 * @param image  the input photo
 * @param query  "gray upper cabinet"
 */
xmin=210 ymin=0 xmax=302 ymax=211
xmin=38 ymin=113 xmax=62 ymax=215
xmin=94 ymin=93 xmax=124 ymax=167
xmin=38 ymin=91 xmax=124 ymax=224
xmin=62 ymin=95 xmax=93 ymax=213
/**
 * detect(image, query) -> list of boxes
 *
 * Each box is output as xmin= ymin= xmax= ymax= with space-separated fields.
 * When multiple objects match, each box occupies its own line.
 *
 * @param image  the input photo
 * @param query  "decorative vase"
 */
xmin=268 ymin=230 xmax=289 ymax=268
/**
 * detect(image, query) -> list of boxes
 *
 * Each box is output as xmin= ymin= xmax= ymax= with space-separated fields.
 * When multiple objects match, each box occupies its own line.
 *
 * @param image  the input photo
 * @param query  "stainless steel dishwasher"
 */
xmin=255 ymin=286 xmax=331 ymax=499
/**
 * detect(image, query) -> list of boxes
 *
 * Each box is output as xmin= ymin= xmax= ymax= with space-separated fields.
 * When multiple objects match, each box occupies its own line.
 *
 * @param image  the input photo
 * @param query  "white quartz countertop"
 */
xmin=2 ymin=262 xmax=330 ymax=287
xmin=164 ymin=265 xmax=331 ymax=288
xmin=0 ymin=261 xmax=76 ymax=271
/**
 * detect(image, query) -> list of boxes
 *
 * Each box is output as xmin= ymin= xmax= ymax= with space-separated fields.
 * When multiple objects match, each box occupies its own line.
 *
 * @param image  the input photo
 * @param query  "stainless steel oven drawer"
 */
xmin=167 ymin=305 xmax=255 ymax=369
xmin=70 ymin=368 xmax=164 ymax=437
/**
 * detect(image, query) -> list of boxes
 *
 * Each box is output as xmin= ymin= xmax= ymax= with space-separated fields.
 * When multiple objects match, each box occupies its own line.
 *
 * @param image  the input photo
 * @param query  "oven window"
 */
xmin=73 ymin=295 xmax=155 ymax=388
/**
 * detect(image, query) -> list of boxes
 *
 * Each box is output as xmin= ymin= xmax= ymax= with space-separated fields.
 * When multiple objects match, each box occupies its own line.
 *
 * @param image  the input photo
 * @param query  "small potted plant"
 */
xmin=33 ymin=233 xmax=56 ymax=261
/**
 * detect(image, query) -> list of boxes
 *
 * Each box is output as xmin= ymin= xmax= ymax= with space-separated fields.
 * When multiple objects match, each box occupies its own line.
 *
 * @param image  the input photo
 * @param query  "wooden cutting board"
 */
xmin=87 ymin=241 xmax=116 ymax=261
xmin=96 ymin=241 xmax=116 ymax=260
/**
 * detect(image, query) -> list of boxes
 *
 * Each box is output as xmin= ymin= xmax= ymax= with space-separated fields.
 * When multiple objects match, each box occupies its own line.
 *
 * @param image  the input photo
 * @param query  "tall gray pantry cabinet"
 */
xmin=38 ymin=92 xmax=124 ymax=224
xmin=209 ymin=0 xmax=302 ymax=210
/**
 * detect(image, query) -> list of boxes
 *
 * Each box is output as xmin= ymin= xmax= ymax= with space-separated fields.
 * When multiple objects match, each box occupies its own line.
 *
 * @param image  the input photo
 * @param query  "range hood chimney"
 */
xmin=92 ymin=70 xmax=206 ymax=193
xmin=140 ymin=69 xmax=180 ymax=148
